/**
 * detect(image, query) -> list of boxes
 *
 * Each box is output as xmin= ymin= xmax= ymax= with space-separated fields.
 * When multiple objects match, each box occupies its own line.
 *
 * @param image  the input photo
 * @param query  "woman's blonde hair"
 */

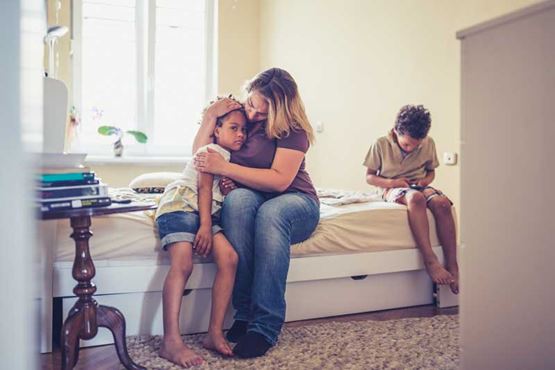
xmin=245 ymin=68 xmax=314 ymax=143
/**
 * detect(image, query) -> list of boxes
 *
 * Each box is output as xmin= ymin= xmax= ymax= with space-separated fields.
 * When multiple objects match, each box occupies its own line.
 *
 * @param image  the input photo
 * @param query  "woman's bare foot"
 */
xmin=424 ymin=259 xmax=454 ymax=285
xmin=159 ymin=337 xmax=204 ymax=368
xmin=447 ymin=264 xmax=459 ymax=294
xmin=203 ymin=330 xmax=234 ymax=357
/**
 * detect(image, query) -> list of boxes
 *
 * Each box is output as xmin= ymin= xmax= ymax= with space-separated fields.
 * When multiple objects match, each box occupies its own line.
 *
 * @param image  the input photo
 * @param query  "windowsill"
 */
xmin=85 ymin=155 xmax=190 ymax=166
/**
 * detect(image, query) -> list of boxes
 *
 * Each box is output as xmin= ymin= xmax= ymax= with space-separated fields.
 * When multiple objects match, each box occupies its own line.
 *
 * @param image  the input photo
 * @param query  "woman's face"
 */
xmin=245 ymin=91 xmax=269 ymax=123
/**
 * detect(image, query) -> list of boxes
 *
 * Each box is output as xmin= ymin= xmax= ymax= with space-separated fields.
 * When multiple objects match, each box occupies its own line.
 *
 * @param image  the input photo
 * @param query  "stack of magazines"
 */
xmin=38 ymin=166 xmax=111 ymax=213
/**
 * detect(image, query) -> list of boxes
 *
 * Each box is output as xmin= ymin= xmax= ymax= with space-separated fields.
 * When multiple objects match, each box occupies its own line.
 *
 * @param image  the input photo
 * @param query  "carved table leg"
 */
xmin=62 ymin=215 xmax=144 ymax=370
xmin=98 ymin=305 xmax=146 ymax=370
xmin=61 ymin=307 xmax=83 ymax=370
xmin=61 ymin=216 xmax=98 ymax=369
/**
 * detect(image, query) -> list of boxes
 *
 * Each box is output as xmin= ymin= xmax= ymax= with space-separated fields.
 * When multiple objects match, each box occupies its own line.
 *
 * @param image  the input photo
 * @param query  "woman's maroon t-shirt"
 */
xmin=230 ymin=121 xmax=317 ymax=200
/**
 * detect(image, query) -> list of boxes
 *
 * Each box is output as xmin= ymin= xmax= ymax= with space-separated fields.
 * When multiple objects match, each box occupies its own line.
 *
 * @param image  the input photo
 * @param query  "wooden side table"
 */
xmin=41 ymin=202 xmax=157 ymax=370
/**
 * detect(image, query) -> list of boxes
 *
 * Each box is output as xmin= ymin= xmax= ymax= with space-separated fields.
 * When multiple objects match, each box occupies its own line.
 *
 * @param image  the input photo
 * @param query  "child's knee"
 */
xmin=406 ymin=191 xmax=426 ymax=208
xmin=430 ymin=197 xmax=452 ymax=214
xmin=168 ymin=261 xmax=193 ymax=279
xmin=219 ymin=248 xmax=238 ymax=271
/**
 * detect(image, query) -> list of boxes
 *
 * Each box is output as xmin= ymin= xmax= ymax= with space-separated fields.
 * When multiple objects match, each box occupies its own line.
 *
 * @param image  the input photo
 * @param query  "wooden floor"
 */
xmin=40 ymin=304 xmax=458 ymax=370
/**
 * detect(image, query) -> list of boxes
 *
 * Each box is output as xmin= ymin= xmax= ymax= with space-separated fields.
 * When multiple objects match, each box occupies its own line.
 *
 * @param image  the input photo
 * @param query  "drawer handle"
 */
xmin=351 ymin=275 xmax=368 ymax=281
xmin=183 ymin=289 xmax=193 ymax=296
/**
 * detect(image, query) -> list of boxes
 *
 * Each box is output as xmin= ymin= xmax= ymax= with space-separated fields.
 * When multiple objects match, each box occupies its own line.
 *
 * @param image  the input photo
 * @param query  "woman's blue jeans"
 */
xmin=221 ymin=188 xmax=320 ymax=345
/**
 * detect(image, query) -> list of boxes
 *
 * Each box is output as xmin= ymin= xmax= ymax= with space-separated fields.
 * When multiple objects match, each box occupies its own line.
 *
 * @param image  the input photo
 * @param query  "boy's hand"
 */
xmin=193 ymin=225 xmax=213 ymax=257
xmin=414 ymin=180 xmax=429 ymax=187
xmin=219 ymin=177 xmax=237 ymax=195
xmin=391 ymin=178 xmax=410 ymax=188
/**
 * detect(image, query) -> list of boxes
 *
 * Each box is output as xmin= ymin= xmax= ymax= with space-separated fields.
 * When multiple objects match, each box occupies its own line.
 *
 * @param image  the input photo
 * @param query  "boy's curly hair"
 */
xmin=395 ymin=105 xmax=431 ymax=139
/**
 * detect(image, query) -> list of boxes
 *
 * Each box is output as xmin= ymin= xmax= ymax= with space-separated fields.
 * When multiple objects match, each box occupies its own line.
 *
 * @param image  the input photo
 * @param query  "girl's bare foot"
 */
xmin=424 ymin=259 xmax=454 ymax=285
xmin=159 ymin=337 xmax=204 ymax=368
xmin=203 ymin=331 xmax=234 ymax=357
xmin=447 ymin=265 xmax=459 ymax=294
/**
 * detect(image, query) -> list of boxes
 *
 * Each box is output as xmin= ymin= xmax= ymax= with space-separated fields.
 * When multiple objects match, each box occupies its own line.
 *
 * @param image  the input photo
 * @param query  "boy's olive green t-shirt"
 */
xmin=363 ymin=131 xmax=439 ymax=181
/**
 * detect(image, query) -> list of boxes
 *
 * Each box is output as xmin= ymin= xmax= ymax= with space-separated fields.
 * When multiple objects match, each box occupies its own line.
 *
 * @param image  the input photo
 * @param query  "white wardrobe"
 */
xmin=458 ymin=1 xmax=555 ymax=369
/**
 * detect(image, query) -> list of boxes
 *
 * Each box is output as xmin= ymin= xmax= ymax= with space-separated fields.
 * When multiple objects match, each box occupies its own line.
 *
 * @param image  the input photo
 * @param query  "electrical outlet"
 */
xmin=316 ymin=121 xmax=324 ymax=133
xmin=443 ymin=152 xmax=457 ymax=165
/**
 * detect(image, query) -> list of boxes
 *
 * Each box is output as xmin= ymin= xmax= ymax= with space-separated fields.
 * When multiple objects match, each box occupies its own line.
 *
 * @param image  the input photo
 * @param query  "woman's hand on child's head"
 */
xmin=206 ymin=98 xmax=242 ymax=120
xmin=195 ymin=147 xmax=228 ymax=175
xmin=194 ymin=225 xmax=213 ymax=257
xmin=219 ymin=177 xmax=237 ymax=195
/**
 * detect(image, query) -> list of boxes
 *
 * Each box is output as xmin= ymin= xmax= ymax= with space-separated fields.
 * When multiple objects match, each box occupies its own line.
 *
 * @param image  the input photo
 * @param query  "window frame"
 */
xmin=71 ymin=0 xmax=217 ymax=157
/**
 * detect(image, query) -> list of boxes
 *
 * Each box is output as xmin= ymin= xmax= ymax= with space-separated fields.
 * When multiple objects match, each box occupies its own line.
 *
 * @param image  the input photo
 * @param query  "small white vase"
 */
xmin=113 ymin=139 xmax=124 ymax=157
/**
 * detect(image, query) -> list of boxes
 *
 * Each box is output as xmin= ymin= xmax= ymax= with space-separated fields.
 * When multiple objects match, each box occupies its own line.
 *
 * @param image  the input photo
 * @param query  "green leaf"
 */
xmin=97 ymin=126 xmax=119 ymax=136
xmin=126 ymin=130 xmax=148 ymax=143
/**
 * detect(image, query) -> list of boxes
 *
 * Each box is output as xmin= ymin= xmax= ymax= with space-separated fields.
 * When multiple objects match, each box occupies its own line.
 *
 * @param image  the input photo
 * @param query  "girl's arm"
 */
xmin=197 ymin=147 xmax=304 ymax=193
xmin=366 ymin=168 xmax=409 ymax=188
xmin=192 ymin=98 xmax=242 ymax=153
xmin=194 ymin=171 xmax=214 ymax=257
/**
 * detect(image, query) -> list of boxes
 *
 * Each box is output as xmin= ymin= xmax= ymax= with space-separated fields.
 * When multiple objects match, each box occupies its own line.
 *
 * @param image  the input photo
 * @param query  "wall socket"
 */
xmin=443 ymin=152 xmax=458 ymax=165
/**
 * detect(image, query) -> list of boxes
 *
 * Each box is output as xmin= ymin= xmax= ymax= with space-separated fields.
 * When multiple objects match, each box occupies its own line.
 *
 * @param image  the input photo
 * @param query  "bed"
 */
xmin=39 ymin=188 xmax=458 ymax=352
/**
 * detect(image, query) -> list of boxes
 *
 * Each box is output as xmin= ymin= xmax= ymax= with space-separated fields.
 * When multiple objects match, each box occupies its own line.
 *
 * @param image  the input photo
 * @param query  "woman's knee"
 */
xmin=222 ymin=189 xmax=263 ymax=220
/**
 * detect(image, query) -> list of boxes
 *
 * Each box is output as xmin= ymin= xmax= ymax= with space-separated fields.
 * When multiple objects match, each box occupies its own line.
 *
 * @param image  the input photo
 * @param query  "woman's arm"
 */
xmin=192 ymin=98 xmax=242 ymax=153
xmin=197 ymin=147 xmax=304 ymax=192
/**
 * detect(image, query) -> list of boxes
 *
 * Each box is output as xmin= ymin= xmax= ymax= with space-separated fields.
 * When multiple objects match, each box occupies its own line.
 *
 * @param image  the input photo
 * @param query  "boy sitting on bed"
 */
xmin=155 ymin=107 xmax=247 ymax=367
xmin=363 ymin=104 xmax=459 ymax=294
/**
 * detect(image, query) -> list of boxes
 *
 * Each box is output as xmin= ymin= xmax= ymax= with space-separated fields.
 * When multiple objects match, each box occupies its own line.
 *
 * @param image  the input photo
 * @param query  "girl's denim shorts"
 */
xmin=156 ymin=211 xmax=223 ymax=250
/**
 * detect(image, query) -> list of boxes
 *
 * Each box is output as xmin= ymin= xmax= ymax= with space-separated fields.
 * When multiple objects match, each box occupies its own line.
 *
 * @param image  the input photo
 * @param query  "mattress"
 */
xmin=53 ymin=192 xmax=453 ymax=263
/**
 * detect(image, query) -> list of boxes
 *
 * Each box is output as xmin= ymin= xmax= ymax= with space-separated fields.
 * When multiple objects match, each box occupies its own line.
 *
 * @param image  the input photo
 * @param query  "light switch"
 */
xmin=443 ymin=152 xmax=457 ymax=165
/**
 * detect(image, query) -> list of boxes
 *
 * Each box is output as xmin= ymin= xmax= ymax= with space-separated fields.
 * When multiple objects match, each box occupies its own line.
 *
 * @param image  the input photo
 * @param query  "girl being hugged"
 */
xmin=155 ymin=107 xmax=247 ymax=367
xmin=194 ymin=68 xmax=320 ymax=358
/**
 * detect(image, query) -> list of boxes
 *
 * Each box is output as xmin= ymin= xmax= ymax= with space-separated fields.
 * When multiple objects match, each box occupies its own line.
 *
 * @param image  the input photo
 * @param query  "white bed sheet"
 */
xmin=54 ymin=199 xmax=452 ymax=263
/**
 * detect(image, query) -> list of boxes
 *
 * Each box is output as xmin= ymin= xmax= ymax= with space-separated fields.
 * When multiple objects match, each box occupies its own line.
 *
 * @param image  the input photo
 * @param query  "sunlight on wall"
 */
xmin=258 ymin=0 xmax=540 ymax=214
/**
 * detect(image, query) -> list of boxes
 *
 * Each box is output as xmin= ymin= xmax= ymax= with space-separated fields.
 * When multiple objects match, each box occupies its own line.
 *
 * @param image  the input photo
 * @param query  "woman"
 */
xmin=193 ymin=67 xmax=320 ymax=358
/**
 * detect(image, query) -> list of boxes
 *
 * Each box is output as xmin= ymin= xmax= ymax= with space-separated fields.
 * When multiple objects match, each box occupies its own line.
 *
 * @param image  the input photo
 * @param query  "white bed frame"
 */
xmin=39 ymin=217 xmax=457 ymax=353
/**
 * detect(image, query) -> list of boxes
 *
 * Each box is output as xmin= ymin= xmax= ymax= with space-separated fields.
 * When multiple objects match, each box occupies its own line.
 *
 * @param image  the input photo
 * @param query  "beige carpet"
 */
xmin=125 ymin=315 xmax=459 ymax=370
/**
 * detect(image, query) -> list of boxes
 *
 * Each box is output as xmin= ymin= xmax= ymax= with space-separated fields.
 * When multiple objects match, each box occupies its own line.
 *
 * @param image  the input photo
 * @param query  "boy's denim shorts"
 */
xmin=156 ymin=211 xmax=223 ymax=250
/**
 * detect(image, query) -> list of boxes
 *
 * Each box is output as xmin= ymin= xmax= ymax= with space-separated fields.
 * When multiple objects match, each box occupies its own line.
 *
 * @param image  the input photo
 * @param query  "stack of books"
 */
xmin=38 ymin=166 xmax=111 ymax=213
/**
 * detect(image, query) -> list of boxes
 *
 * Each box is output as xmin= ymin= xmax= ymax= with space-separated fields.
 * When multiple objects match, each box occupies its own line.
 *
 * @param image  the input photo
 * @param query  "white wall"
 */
xmin=258 ymin=0 xmax=539 ymax=214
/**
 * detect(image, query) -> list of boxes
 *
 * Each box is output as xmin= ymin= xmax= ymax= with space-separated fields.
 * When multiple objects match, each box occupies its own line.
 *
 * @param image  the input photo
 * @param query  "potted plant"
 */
xmin=97 ymin=126 xmax=148 ymax=157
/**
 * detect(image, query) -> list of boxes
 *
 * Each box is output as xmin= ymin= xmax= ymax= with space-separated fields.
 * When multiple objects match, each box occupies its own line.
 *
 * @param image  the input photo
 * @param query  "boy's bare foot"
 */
xmin=447 ymin=265 xmax=459 ymax=294
xmin=159 ymin=338 xmax=204 ymax=368
xmin=203 ymin=331 xmax=234 ymax=357
xmin=424 ymin=259 xmax=454 ymax=285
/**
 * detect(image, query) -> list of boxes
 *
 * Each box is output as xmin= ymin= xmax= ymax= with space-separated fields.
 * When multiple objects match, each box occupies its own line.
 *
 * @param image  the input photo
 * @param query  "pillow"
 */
xmin=129 ymin=172 xmax=181 ymax=193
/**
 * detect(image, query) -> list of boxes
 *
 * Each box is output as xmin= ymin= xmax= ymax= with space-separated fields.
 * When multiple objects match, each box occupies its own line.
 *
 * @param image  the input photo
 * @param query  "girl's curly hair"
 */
xmin=395 ymin=105 xmax=431 ymax=139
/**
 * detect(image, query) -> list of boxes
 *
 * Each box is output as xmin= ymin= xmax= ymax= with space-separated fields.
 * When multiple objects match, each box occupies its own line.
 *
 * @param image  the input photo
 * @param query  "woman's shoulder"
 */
xmin=276 ymin=128 xmax=309 ymax=152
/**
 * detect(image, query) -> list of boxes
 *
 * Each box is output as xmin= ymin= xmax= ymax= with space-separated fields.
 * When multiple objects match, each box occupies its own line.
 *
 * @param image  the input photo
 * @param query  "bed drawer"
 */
xmin=60 ymin=288 xmax=233 ymax=348
xmin=284 ymin=269 xmax=433 ymax=322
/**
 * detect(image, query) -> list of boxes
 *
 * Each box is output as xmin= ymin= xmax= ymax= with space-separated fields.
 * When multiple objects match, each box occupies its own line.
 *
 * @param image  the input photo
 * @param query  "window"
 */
xmin=72 ymin=0 xmax=216 ymax=156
